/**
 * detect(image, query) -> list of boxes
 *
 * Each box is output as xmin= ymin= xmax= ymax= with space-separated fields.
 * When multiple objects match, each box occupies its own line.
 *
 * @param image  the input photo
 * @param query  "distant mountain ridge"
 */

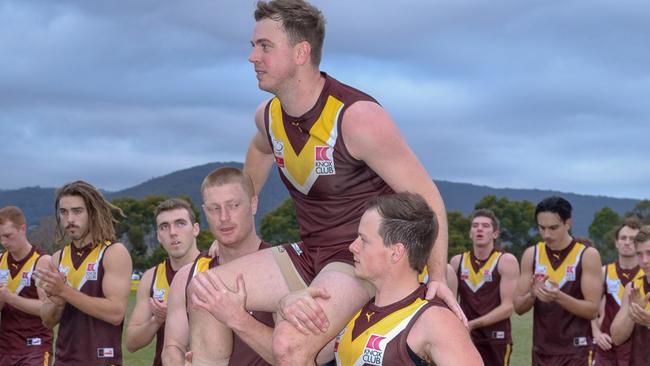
xmin=0 ymin=162 xmax=640 ymax=236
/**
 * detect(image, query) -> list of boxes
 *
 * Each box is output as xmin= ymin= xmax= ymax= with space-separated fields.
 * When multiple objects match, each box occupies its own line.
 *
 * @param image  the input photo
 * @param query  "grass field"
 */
xmin=121 ymin=292 xmax=535 ymax=365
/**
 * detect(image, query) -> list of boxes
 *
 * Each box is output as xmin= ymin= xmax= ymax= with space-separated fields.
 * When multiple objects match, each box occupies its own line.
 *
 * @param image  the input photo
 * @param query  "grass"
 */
xmin=119 ymin=291 xmax=534 ymax=366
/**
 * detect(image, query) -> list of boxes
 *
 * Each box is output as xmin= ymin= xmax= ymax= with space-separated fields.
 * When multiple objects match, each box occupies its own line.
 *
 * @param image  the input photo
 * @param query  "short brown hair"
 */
xmin=470 ymin=208 xmax=500 ymax=232
xmin=201 ymin=167 xmax=255 ymax=198
xmin=615 ymin=216 xmax=641 ymax=240
xmin=254 ymin=0 xmax=326 ymax=66
xmin=367 ymin=193 xmax=438 ymax=273
xmin=634 ymin=225 xmax=650 ymax=247
xmin=0 ymin=206 xmax=26 ymax=228
xmin=154 ymin=198 xmax=196 ymax=224
xmin=55 ymin=180 xmax=124 ymax=246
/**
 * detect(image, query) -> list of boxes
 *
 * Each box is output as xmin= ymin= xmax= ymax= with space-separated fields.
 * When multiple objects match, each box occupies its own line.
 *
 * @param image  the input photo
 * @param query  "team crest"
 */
xmin=0 ymin=269 xmax=9 ymax=284
xmin=86 ymin=262 xmax=98 ymax=281
xmin=460 ymin=268 xmax=470 ymax=281
xmin=534 ymin=264 xmax=547 ymax=281
xmin=482 ymin=269 xmax=493 ymax=282
xmin=607 ymin=279 xmax=621 ymax=294
xmin=20 ymin=271 xmax=32 ymax=286
xmin=272 ymin=138 xmax=285 ymax=168
xmin=314 ymin=146 xmax=335 ymax=176
xmin=154 ymin=288 xmax=166 ymax=301
xmin=565 ymin=265 xmax=576 ymax=281
xmin=362 ymin=334 xmax=386 ymax=365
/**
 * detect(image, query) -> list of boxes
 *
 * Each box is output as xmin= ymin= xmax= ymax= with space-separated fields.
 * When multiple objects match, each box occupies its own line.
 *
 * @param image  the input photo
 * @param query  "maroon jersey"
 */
xmin=55 ymin=242 xmax=123 ymax=366
xmin=532 ymin=240 xmax=592 ymax=356
xmin=149 ymin=258 xmax=179 ymax=366
xmin=188 ymin=242 xmax=274 ymax=366
xmin=0 ymin=247 xmax=53 ymax=356
xmin=596 ymin=261 xmax=643 ymax=364
xmin=629 ymin=276 xmax=650 ymax=366
xmin=265 ymin=73 xmax=394 ymax=252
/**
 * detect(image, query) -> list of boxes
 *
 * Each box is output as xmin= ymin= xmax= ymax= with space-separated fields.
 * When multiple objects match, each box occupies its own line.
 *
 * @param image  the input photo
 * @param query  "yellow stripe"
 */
xmin=43 ymin=351 xmax=50 ymax=366
xmin=587 ymin=349 xmax=592 ymax=366
xmin=503 ymin=344 xmax=512 ymax=366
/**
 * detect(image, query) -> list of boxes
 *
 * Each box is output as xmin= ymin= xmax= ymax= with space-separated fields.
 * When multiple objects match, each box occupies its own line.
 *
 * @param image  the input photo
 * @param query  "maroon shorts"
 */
xmin=594 ymin=341 xmax=632 ymax=366
xmin=277 ymin=241 xmax=354 ymax=285
xmin=0 ymin=348 xmax=52 ymax=366
xmin=532 ymin=349 xmax=593 ymax=366
xmin=475 ymin=343 xmax=512 ymax=366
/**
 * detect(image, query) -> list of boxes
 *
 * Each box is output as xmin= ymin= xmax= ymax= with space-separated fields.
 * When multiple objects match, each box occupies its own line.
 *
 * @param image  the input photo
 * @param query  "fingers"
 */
xmin=283 ymin=297 xmax=329 ymax=334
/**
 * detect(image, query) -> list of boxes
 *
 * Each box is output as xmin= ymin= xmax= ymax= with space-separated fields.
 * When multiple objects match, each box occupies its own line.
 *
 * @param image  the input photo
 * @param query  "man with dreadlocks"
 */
xmin=36 ymin=180 xmax=132 ymax=366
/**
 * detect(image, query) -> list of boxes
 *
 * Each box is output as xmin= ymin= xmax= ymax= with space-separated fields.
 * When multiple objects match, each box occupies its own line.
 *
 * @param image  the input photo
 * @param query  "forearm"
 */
xmin=513 ymin=291 xmax=535 ymax=315
xmin=230 ymin=315 xmax=274 ymax=364
xmin=469 ymin=303 xmax=513 ymax=330
xmin=591 ymin=317 xmax=603 ymax=336
xmin=60 ymin=286 xmax=126 ymax=325
xmin=428 ymin=226 xmax=448 ymax=283
xmin=244 ymin=139 xmax=274 ymax=195
xmin=611 ymin=315 xmax=635 ymax=345
xmin=162 ymin=343 xmax=187 ymax=366
xmin=5 ymin=293 xmax=43 ymax=316
xmin=126 ymin=317 xmax=162 ymax=353
xmin=555 ymin=292 xmax=598 ymax=320
xmin=41 ymin=300 xmax=64 ymax=328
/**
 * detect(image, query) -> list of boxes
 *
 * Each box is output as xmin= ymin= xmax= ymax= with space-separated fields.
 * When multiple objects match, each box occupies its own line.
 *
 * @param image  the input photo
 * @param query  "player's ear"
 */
xmin=295 ymin=41 xmax=311 ymax=65
xmin=250 ymin=195 xmax=259 ymax=216
xmin=391 ymin=242 xmax=407 ymax=264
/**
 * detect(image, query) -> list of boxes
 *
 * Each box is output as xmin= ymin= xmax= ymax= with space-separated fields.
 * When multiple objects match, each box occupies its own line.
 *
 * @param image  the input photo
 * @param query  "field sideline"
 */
xmin=120 ymin=292 xmax=534 ymax=365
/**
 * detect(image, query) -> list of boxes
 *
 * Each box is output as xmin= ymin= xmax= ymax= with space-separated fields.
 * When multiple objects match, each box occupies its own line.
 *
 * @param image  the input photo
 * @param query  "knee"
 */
xmin=272 ymin=321 xmax=310 ymax=364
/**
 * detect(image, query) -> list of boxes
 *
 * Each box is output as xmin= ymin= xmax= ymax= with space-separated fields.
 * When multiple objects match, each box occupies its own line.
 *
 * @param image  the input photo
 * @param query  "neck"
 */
xmin=277 ymin=70 xmax=324 ymax=117
xmin=473 ymin=244 xmax=494 ymax=260
xmin=373 ymin=268 xmax=420 ymax=307
xmin=10 ymin=241 xmax=32 ymax=262
xmin=72 ymin=233 xmax=92 ymax=249
xmin=618 ymin=255 xmax=638 ymax=270
xmin=547 ymin=235 xmax=573 ymax=251
xmin=218 ymin=232 xmax=263 ymax=265
xmin=169 ymin=247 xmax=201 ymax=271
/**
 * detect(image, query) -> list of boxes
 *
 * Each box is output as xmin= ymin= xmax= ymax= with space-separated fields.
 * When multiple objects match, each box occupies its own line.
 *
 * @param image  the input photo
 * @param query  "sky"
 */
xmin=1 ymin=0 xmax=648 ymax=200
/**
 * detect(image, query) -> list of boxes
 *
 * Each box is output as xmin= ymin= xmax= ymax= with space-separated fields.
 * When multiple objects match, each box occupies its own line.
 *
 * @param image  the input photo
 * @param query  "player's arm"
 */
xmin=163 ymin=264 xmax=193 ymax=366
xmin=448 ymin=255 xmax=461 ymax=297
xmin=409 ymin=306 xmax=483 ymax=366
xmin=1 ymin=254 xmax=52 ymax=316
xmin=611 ymin=283 xmax=635 ymax=345
xmin=591 ymin=266 xmax=611 ymax=350
xmin=244 ymin=101 xmax=275 ymax=195
xmin=468 ymin=253 xmax=519 ymax=330
xmin=513 ymin=246 xmax=536 ymax=315
xmin=342 ymin=101 xmax=448 ymax=283
xmin=56 ymin=243 xmax=132 ymax=325
xmin=554 ymin=247 xmax=602 ymax=319
xmin=40 ymin=251 xmax=65 ymax=328
xmin=126 ymin=268 xmax=160 ymax=352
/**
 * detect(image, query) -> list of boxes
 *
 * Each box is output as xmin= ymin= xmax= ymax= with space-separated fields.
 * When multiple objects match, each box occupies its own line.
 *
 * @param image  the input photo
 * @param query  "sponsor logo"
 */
xmin=86 ymin=262 xmax=98 ymax=281
xmin=290 ymin=243 xmax=303 ymax=256
xmin=365 ymin=312 xmax=375 ymax=322
xmin=492 ymin=331 xmax=505 ymax=339
xmin=534 ymin=264 xmax=547 ymax=281
xmin=607 ymin=279 xmax=621 ymax=294
xmin=21 ymin=271 xmax=31 ymax=286
xmin=314 ymin=146 xmax=335 ymax=176
xmin=483 ymin=269 xmax=493 ymax=282
xmin=97 ymin=347 xmax=115 ymax=358
xmin=59 ymin=266 xmax=71 ymax=286
xmin=26 ymin=337 xmax=42 ymax=346
xmin=573 ymin=337 xmax=588 ymax=347
xmin=154 ymin=288 xmax=166 ymax=301
xmin=460 ymin=268 xmax=470 ymax=281
xmin=566 ymin=265 xmax=576 ymax=281
xmin=0 ymin=270 xmax=9 ymax=285
xmin=272 ymin=139 xmax=285 ymax=168
xmin=362 ymin=334 xmax=386 ymax=365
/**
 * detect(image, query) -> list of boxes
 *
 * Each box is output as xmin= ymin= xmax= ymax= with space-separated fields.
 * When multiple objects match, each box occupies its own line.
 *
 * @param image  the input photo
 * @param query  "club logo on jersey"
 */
xmin=314 ymin=146 xmax=335 ymax=176
xmin=460 ymin=268 xmax=470 ymax=281
xmin=0 ymin=270 xmax=9 ymax=285
xmin=97 ymin=347 xmax=115 ymax=358
xmin=565 ymin=265 xmax=576 ymax=281
xmin=21 ymin=271 xmax=31 ymax=286
xmin=86 ymin=262 xmax=98 ymax=281
xmin=26 ymin=337 xmax=42 ymax=346
xmin=59 ymin=266 xmax=71 ymax=285
xmin=272 ymin=138 xmax=285 ymax=168
xmin=534 ymin=264 xmax=548 ymax=281
xmin=362 ymin=334 xmax=386 ymax=365
xmin=483 ymin=269 xmax=493 ymax=282
xmin=607 ymin=279 xmax=621 ymax=294
xmin=154 ymin=288 xmax=166 ymax=301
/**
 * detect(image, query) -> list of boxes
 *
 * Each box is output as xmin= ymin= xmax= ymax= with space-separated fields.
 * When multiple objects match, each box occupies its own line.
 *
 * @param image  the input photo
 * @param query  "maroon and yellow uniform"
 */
xmin=0 ymin=247 xmax=53 ymax=366
xmin=532 ymin=240 xmax=592 ymax=366
xmin=457 ymin=249 xmax=512 ymax=366
xmin=187 ymin=243 xmax=274 ymax=366
xmin=265 ymin=73 xmax=394 ymax=283
xmin=334 ymin=284 xmax=445 ymax=366
xmin=54 ymin=242 xmax=122 ymax=366
xmin=149 ymin=258 xmax=182 ymax=366
xmin=628 ymin=276 xmax=650 ymax=366
xmin=595 ymin=262 xmax=644 ymax=366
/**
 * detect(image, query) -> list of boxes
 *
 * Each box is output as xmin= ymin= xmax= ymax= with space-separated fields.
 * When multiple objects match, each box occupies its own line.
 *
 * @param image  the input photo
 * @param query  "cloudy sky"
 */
xmin=1 ymin=0 xmax=648 ymax=199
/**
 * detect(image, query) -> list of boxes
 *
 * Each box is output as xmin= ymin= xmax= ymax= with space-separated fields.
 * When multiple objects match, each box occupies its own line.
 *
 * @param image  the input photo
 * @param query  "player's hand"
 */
xmin=594 ymin=332 xmax=613 ymax=351
xmin=278 ymin=287 xmax=331 ymax=335
xmin=190 ymin=272 xmax=248 ymax=327
xmin=150 ymin=298 xmax=168 ymax=325
xmin=208 ymin=240 xmax=220 ymax=258
xmin=184 ymin=350 xmax=193 ymax=365
xmin=628 ymin=291 xmax=650 ymax=327
xmin=425 ymin=280 xmax=468 ymax=327
xmin=0 ymin=283 xmax=10 ymax=306
xmin=35 ymin=260 xmax=68 ymax=298
xmin=533 ymin=276 xmax=558 ymax=303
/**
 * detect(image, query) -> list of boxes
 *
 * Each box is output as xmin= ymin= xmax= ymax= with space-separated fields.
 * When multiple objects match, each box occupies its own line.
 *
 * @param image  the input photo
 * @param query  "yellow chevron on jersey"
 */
xmin=0 ymin=250 xmax=40 ymax=294
xmin=190 ymin=256 xmax=214 ymax=279
xmin=631 ymin=276 xmax=650 ymax=310
xmin=268 ymin=95 xmax=344 ymax=195
xmin=335 ymin=297 xmax=428 ymax=366
xmin=152 ymin=261 xmax=172 ymax=302
xmin=534 ymin=241 xmax=586 ymax=289
xmin=58 ymin=242 xmax=110 ymax=290
xmin=606 ymin=263 xmax=645 ymax=306
xmin=460 ymin=250 xmax=501 ymax=292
